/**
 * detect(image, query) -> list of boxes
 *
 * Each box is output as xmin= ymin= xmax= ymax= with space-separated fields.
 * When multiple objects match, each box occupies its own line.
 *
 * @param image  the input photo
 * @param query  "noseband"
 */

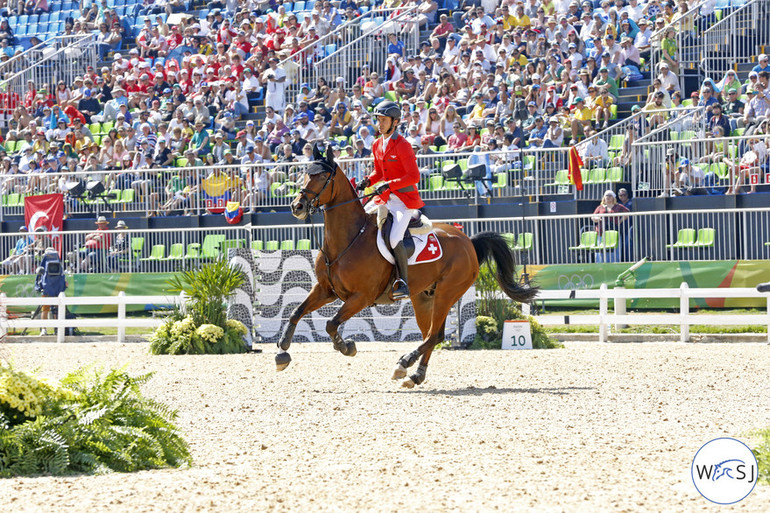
xmin=298 ymin=162 xmax=336 ymax=216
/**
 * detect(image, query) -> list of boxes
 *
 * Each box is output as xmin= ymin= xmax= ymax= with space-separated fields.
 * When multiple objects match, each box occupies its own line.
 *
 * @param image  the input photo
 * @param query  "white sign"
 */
xmin=549 ymin=201 xmax=556 ymax=213
xmin=501 ymin=320 xmax=532 ymax=350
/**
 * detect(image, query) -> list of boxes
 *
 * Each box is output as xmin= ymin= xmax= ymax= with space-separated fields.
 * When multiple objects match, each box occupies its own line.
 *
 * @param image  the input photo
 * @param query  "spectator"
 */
xmin=106 ymin=220 xmax=131 ymax=271
xmin=591 ymin=190 xmax=629 ymax=263
xmin=727 ymin=137 xmax=767 ymax=194
xmin=73 ymin=216 xmax=112 ymax=272
xmin=672 ymin=158 xmax=704 ymax=196
xmin=1 ymin=226 xmax=33 ymax=275
xmin=752 ymin=54 xmax=770 ymax=74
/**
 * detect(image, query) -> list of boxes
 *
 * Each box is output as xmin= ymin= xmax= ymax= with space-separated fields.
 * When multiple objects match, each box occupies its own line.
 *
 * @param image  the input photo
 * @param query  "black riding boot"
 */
xmin=391 ymin=241 xmax=410 ymax=299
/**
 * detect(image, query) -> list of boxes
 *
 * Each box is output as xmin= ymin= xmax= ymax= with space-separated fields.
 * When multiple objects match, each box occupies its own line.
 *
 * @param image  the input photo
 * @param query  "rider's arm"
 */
xmin=385 ymin=139 xmax=420 ymax=190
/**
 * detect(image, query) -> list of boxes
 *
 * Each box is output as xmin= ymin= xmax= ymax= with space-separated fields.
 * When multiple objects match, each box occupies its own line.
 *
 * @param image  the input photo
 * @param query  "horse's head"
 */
xmin=291 ymin=143 xmax=338 ymax=220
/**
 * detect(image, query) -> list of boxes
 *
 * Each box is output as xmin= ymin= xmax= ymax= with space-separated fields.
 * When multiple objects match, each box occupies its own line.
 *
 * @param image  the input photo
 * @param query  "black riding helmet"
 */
xmin=373 ymin=100 xmax=401 ymax=119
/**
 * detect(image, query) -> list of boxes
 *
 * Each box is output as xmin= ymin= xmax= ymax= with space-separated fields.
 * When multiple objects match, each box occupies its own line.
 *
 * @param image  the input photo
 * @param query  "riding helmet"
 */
xmin=373 ymin=100 xmax=401 ymax=119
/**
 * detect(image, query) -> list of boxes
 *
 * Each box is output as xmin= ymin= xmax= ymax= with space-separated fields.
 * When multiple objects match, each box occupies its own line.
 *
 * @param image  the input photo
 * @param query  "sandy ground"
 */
xmin=0 ymin=341 xmax=769 ymax=513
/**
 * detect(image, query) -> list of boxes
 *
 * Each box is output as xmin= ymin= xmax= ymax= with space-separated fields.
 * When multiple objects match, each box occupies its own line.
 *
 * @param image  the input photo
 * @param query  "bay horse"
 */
xmin=276 ymin=145 xmax=537 ymax=387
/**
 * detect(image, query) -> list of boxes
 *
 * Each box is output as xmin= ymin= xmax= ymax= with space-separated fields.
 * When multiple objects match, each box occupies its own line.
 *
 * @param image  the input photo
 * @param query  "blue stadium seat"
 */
xmin=28 ymin=14 xmax=39 ymax=24
xmin=284 ymin=2 xmax=293 ymax=11
xmin=16 ymin=25 xmax=28 ymax=36
xmin=294 ymin=1 xmax=305 ymax=10
xmin=39 ymin=13 xmax=50 ymax=23
xmin=51 ymin=12 xmax=61 ymax=22
xmin=324 ymin=43 xmax=336 ymax=56
xmin=306 ymin=0 xmax=315 ymax=9
xmin=58 ymin=21 xmax=65 ymax=32
xmin=63 ymin=1 xmax=75 ymax=11
xmin=8 ymin=16 xmax=17 ymax=26
xmin=18 ymin=15 xmax=28 ymax=25
xmin=715 ymin=0 xmax=729 ymax=6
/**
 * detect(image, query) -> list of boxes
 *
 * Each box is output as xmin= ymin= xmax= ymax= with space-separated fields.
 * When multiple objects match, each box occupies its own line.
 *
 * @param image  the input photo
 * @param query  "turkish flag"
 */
xmin=24 ymin=194 xmax=64 ymax=255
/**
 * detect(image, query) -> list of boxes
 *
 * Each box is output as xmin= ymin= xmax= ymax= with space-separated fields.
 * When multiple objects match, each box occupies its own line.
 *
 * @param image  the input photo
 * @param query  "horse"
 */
xmin=276 ymin=145 xmax=538 ymax=387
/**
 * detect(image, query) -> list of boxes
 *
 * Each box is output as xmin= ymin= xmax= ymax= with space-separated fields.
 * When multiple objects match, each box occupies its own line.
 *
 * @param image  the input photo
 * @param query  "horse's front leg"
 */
xmin=326 ymin=293 xmax=374 ymax=357
xmin=276 ymin=283 xmax=336 ymax=371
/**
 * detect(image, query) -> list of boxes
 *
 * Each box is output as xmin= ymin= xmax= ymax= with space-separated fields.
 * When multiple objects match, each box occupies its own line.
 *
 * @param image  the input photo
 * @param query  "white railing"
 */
xmin=524 ymin=284 xmax=770 ymax=343
xmin=698 ymin=0 xmax=770 ymax=80
xmin=0 ymin=34 xmax=96 ymax=101
xmin=0 ymin=292 xmax=181 ymax=343
xmin=279 ymin=6 xmax=409 ymax=106
xmin=284 ymin=4 xmax=420 ymax=107
xmin=631 ymin=132 xmax=763 ymax=197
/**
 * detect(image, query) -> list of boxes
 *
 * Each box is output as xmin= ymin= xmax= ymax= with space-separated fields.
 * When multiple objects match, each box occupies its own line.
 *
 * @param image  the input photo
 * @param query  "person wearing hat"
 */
xmin=643 ymin=90 xmax=668 ymax=129
xmin=570 ymin=96 xmax=593 ymax=139
xmin=722 ymin=87 xmax=745 ymax=124
xmin=262 ymin=56 xmax=287 ymax=113
xmin=591 ymin=190 xmax=629 ymax=262
xmin=73 ymin=216 xmax=112 ymax=272
xmin=594 ymin=65 xmax=619 ymax=99
xmin=355 ymin=100 xmax=424 ymax=300
xmin=105 ymin=220 xmax=131 ymax=272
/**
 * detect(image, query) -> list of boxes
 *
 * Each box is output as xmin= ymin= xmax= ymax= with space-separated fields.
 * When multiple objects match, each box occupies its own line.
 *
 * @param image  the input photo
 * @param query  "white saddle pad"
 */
xmin=376 ymin=229 xmax=443 ymax=266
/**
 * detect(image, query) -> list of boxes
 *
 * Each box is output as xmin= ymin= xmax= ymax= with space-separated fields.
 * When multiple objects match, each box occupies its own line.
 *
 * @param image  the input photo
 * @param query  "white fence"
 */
xmin=524 ymin=284 xmax=770 ymax=343
xmin=0 ymin=292 xmax=180 ymax=343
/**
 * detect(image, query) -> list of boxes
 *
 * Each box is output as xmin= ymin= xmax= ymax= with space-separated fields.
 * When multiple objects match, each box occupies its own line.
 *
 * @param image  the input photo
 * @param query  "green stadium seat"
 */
xmin=693 ymin=228 xmax=715 ymax=248
xmin=586 ymin=168 xmax=606 ymax=184
xmin=296 ymin=239 xmax=312 ymax=250
xmin=608 ymin=135 xmax=624 ymax=151
xmin=709 ymin=162 xmax=728 ymax=179
xmin=166 ymin=243 xmax=185 ymax=260
xmin=131 ymin=237 xmax=144 ymax=259
xmin=280 ymin=240 xmax=295 ymax=250
xmin=119 ymin=189 xmax=135 ymax=203
xmin=492 ymin=172 xmax=507 ymax=189
xmin=569 ymin=231 xmax=598 ymax=250
xmin=183 ymin=243 xmax=201 ymax=260
xmin=598 ymin=230 xmax=619 ymax=249
xmin=428 ymin=174 xmax=444 ymax=191
xmin=4 ymin=140 xmax=16 ymax=153
xmin=548 ymin=170 xmax=570 ymax=186
xmin=251 ymin=240 xmax=264 ymax=250
xmin=666 ymin=228 xmax=696 ymax=248
xmin=605 ymin=167 xmax=623 ymax=182
xmin=101 ymin=120 xmax=115 ymax=133
xmin=264 ymin=241 xmax=279 ymax=250
xmin=220 ymin=239 xmax=247 ymax=254
xmin=201 ymin=234 xmax=226 ymax=259
xmin=141 ymin=244 xmax=165 ymax=261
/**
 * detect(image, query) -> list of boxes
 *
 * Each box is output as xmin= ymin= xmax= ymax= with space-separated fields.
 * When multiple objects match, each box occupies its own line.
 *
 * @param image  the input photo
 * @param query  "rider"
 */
xmin=356 ymin=100 xmax=424 ymax=299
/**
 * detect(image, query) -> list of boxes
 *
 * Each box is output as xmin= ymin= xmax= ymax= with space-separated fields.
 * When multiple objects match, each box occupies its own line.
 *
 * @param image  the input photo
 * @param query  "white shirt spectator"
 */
xmin=471 ymin=14 xmax=495 ymax=34
xmin=581 ymin=138 xmax=609 ymax=164
xmin=623 ymin=0 xmax=645 ymax=22
xmin=660 ymin=69 xmax=680 ymax=93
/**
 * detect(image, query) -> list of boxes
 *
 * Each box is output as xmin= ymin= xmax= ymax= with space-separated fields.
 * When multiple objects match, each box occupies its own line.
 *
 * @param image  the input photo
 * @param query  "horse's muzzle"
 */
xmin=291 ymin=197 xmax=309 ymax=220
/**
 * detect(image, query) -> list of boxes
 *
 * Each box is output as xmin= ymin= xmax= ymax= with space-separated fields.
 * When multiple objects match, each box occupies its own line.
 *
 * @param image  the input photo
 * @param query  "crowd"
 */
xmin=0 ymin=0 xmax=769 ymax=214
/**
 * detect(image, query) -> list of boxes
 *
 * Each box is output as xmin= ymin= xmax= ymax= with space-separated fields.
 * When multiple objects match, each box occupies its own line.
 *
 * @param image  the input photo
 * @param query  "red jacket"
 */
xmin=368 ymin=134 xmax=424 ymax=209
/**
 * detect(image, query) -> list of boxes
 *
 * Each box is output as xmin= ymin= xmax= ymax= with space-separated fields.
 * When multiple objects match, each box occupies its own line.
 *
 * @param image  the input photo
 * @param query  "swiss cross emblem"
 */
xmin=415 ymin=233 xmax=442 ymax=263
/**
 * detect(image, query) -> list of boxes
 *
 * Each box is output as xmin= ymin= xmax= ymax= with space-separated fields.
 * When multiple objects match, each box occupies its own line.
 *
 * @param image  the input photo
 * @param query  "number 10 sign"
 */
xmin=502 ymin=320 xmax=533 ymax=350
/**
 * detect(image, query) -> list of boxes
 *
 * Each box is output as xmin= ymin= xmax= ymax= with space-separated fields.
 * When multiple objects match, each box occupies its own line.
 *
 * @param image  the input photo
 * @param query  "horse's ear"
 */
xmin=326 ymin=143 xmax=335 ymax=169
xmin=313 ymin=143 xmax=323 ymax=161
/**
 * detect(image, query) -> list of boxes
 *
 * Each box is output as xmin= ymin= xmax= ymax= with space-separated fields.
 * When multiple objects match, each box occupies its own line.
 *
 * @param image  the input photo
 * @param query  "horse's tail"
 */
xmin=471 ymin=232 xmax=539 ymax=303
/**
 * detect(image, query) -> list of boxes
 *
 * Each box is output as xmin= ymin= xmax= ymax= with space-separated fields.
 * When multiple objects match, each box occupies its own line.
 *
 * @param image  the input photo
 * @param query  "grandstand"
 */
xmin=1 ymin=0 xmax=770 ymax=284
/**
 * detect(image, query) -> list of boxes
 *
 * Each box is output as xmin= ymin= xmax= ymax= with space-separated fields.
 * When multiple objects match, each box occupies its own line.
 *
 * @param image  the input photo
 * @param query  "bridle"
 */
xmin=298 ymin=161 xmax=336 ymax=216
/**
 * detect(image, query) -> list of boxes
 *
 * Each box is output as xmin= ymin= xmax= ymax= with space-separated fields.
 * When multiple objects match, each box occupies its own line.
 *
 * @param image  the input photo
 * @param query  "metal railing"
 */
xmin=282 ymin=4 xmax=420 ymax=107
xmin=0 ymin=34 xmax=96 ymax=101
xmin=631 ymin=132 xmax=764 ymax=197
xmin=279 ymin=7 xmax=411 ymax=106
xmin=2 ymin=208 xmax=768 ymax=278
xmin=698 ymin=0 xmax=770 ymax=80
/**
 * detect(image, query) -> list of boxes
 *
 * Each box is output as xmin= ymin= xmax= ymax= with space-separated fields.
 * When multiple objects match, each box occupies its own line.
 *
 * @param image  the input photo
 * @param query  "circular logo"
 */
xmin=691 ymin=437 xmax=758 ymax=505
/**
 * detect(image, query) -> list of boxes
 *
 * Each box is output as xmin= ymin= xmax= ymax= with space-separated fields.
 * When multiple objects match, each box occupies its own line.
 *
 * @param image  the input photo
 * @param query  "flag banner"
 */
xmin=568 ymin=145 xmax=584 ymax=191
xmin=202 ymin=174 xmax=234 ymax=214
xmin=224 ymin=201 xmax=243 ymax=225
xmin=24 ymin=193 xmax=64 ymax=254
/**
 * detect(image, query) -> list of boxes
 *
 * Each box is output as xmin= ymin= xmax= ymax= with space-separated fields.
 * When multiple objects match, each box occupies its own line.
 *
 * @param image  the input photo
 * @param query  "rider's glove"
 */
xmin=375 ymin=182 xmax=390 ymax=195
xmin=356 ymin=177 xmax=370 ymax=191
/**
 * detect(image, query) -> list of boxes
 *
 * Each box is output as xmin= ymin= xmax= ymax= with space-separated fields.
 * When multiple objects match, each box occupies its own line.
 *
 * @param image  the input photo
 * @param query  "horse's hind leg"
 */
xmin=276 ymin=283 xmax=335 ymax=371
xmin=326 ymin=293 xmax=373 ymax=357
xmin=392 ymin=292 xmax=433 ymax=380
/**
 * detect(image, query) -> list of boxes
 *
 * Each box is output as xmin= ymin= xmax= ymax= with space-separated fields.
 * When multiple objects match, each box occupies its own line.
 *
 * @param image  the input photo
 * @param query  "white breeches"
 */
xmin=385 ymin=195 xmax=419 ymax=248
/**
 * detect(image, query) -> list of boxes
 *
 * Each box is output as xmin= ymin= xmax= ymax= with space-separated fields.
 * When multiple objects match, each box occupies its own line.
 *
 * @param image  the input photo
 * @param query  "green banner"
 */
xmin=529 ymin=260 xmax=770 ymax=309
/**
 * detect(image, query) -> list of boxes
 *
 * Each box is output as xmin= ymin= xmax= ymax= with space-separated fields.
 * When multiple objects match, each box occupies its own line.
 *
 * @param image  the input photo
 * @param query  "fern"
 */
xmin=0 ymin=366 xmax=191 ymax=477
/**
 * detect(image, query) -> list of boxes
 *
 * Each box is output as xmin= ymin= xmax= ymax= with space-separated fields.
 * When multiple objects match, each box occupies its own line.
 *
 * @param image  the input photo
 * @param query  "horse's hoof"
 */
xmin=344 ymin=339 xmax=357 ymax=357
xmin=401 ymin=378 xmax=415 ymax=389
xmin=275 ymin=352 xmax=292 ymax=372
xmin=392 ymin=364 xmax=407 ymax=380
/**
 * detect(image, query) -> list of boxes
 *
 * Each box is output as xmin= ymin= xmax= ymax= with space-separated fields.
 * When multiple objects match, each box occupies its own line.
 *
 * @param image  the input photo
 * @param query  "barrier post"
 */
xmin=766 ymin=295 xmax=770 ymax=345
xmin=117 ymin=291 xmax=126 ymax=343
xmin=599 ymin=283 xmax=608 ymax=343
xmin=57 ymin=292 xmax=66 ymax=343
xmin=614 ymin=286 xmax=626 ymax=331
xmin=0 ymin=293 xmax=7 ymax=340
xmin=680 ymin=282 xmax=689 ymax=343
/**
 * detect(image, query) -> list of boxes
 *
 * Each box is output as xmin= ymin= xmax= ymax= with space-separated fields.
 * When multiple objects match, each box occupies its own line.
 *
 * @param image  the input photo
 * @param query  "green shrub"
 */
xmin=0 ymin=364 xmax=191 ymax=477
xmin=151 ymin=259 xmax=249 ymax=355
xmin=473 ymin=263 xmax=562 ymax=350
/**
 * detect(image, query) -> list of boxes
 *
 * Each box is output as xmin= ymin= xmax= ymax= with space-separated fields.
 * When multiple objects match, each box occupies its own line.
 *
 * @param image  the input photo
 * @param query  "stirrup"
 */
xmin=392 ymin=279 xmax=410 ymax=299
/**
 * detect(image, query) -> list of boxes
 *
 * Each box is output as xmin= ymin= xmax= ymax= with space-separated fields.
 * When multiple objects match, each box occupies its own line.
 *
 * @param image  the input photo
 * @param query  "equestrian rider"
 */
xmin=357 ymin=100 xmax=424 ymax=300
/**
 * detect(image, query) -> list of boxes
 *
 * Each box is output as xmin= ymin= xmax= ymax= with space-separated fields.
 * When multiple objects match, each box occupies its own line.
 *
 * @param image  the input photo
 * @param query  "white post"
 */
xmin=614 ymin=286 xmax=627 ymax=330
xmin=522 ymin=302 xmax=531 ymax=316
xmin=680 ymin=282 xmax=689 ymax=343
xmin=599 ymin=283 xmax=608 ymax=343
xmin=0 ymin=293 xmax=7 ymax=340
xmin=117 ymin=291 xmax=126 ymax=344
xmin=766 ymin=295 xmax=770 ymax=345
xmin=57 ymin=292 xmax=66 ymax=343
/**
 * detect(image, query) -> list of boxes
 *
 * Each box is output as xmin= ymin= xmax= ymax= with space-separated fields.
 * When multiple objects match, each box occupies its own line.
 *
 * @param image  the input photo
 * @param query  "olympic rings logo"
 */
xmin=557 ymin=274 xmax=595 ymax=290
